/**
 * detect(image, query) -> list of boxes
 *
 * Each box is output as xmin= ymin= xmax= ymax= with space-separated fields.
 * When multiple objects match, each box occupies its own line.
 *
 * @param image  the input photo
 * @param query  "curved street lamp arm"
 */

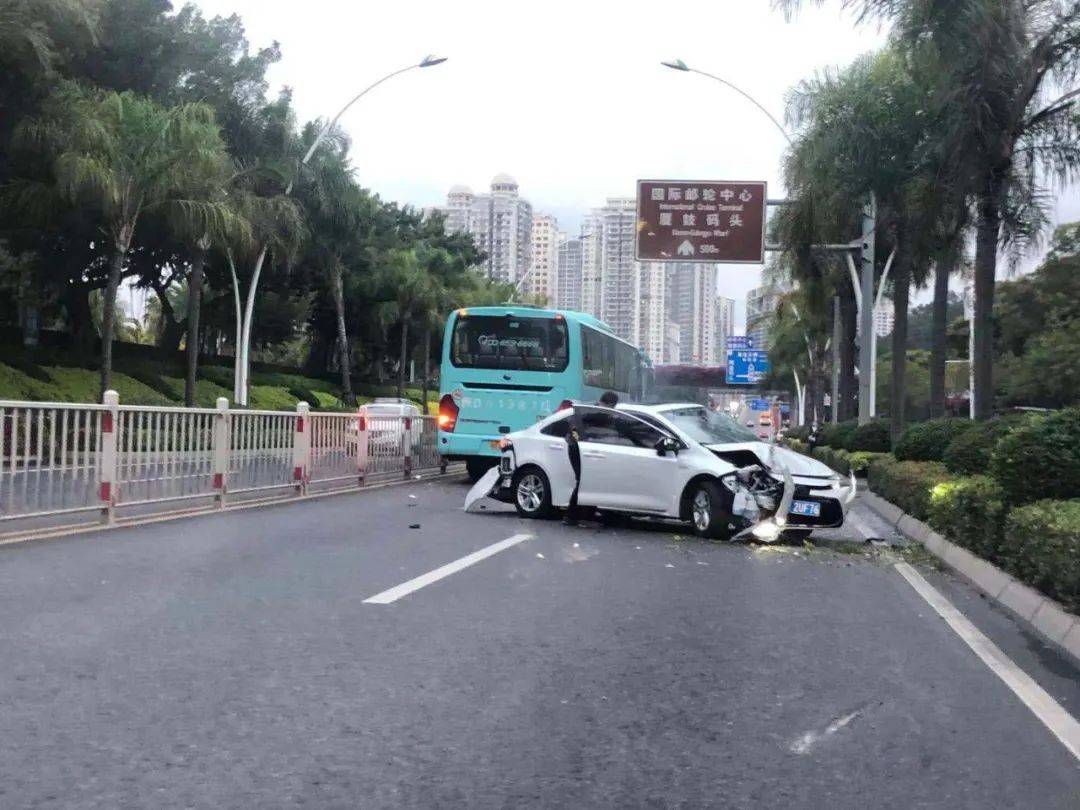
xmin=687 ymin=67 xmax=792 ymax=145
xmin=301 ymin=63 xmax=422 ymax=168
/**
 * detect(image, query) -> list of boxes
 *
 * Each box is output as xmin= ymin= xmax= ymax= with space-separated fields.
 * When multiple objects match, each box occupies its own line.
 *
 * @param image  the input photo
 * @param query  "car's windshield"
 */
xmin=661 ymin=406 xmax=759 ymax=444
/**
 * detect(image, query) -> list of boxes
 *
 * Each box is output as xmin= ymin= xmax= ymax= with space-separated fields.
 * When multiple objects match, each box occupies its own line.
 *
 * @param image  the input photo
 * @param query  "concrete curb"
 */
xmin=860 ymin=491 xmax=1080 ymax=669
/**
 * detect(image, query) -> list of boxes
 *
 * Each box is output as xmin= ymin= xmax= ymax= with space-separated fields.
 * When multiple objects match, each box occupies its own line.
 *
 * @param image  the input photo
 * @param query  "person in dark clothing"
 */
xmin=564 ymin=413 xmax=582 ymax=526
xmin=563 ymin=392 xmax=620 ymax=526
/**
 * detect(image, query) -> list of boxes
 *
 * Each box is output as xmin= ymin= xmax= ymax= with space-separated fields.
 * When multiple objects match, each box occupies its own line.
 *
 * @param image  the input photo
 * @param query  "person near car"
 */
xmin=807 ymin=421 xmax=821 ymax=451
xmin=563 ymin=391 xmax=620 ymax=526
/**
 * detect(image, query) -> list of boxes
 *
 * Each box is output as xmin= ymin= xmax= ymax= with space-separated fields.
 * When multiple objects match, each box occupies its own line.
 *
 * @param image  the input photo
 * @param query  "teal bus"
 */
xmin=437 ymin=306 xmax=650 ymax=480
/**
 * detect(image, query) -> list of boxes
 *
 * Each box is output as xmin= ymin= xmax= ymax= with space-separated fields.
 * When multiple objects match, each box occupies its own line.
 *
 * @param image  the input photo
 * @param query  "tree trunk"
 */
xmin=889 ymin=247 xmax=912 ymax=443
xmin=839 ymin=287 xmax=858 ymax=421
xmin=153 ymin=280 xmax=185 ymax=356
xmin=396 ymin=318 xmax=409 ymax=401
xmin=972 ymin=188 xmax=1001 ymax=421
xmin=65 ymin=280 xmax=95 ymax=364
xmin=184 ymin=243 xmax=209 ymax=407
xmin=330 ymin=263 xmax=355 ymax=406
xmin=421 ymin=322 xmax=432 ymax=415
xmin=99 ymin=226 xmax=132 ymax=401
xmin=929 ymin=248 xmax=955 ymax=418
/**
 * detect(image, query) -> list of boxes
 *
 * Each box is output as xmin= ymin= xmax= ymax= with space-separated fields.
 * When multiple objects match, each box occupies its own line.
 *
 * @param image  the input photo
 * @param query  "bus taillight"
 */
xmin=438 ymin=394 xmax=459 ymax=432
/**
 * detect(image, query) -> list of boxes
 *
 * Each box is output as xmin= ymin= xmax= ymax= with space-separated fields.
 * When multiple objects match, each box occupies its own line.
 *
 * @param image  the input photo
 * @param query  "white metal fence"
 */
xmin=0 ymin=391 xmax=450 ymax=530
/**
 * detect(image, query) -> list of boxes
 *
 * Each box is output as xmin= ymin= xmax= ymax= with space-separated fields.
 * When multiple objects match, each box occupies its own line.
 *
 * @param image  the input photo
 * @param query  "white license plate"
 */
xmin=790 ymin=500 xmax=822 ymax=518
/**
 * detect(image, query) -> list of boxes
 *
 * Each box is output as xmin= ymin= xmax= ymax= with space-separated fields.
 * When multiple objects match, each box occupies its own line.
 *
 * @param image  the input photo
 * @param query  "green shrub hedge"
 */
xmin=868 ymin=459 xmax=951 ymax=521
xmin=1002 ymin=500 xmax=1080 ymax=613
xmin=848 ymin=451 xmax=890 ymax=475
xmin=928 ymin=476 xmax=1007 ymax=560
xmin=812 ymin=446 xmax=851 ymax=475
xmin=894 ymin=418 xmax=977 ymax=462
xmin=786 ymin=425 xmax=811 ymax=442
xmin=942 ymin=419 xmax=1016 ymax=475
xmin=991 ymin=408 xmax=1080 ymax=506
xmin=845 ymin=420 xmax=891 ymax=453
xmin=820 ymin=419 xmax=858 ymax=449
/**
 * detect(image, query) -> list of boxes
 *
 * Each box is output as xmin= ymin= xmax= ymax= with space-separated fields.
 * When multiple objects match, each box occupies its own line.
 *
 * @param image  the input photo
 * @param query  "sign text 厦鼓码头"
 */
xmin=636 ymin=180 xmax=767 ymax=264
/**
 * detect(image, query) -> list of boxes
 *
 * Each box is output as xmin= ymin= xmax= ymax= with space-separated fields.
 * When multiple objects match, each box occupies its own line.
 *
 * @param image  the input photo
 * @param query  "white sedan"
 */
xmin=491 ymin=403 xmax=855 ymax=541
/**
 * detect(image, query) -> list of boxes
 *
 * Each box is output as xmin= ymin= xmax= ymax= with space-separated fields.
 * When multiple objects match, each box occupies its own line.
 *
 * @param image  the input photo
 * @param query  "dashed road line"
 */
xmin=363 ymin=533 xmax=533 ymax=605
xmin=895 ymin=561 xmax=1080 ymax=762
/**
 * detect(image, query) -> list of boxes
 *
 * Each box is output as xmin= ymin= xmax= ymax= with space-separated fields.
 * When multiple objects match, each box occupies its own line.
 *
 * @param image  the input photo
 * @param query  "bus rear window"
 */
xmin=451 ymin=316 xmax=569 ymax=371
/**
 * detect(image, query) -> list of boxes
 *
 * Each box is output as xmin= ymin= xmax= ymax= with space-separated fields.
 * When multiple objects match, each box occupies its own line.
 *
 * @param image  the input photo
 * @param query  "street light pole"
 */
xmin=234 ymin=55 xmax=447 ymax=405
xmin=661 ymin=59 xmax=792 ymax=145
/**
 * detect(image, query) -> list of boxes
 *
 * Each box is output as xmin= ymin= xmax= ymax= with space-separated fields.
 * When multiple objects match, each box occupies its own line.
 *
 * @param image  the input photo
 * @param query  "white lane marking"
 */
xmin=363 ymin=534 xmax=533 ymax=605
xmin=895 ymin=562 xmax=1080 ymax=762
xmin=790 ymin=709 xmax=862 ymax=754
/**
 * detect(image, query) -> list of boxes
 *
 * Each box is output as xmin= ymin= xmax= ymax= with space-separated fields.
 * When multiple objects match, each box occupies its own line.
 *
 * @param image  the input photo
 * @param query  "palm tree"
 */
xmin=0 ymin=0 xmax=96 ymax=78
xmin=783 ymin=48 xmax=943 ymax=439
xmin=15 ymin=81 xmax=236 ymax=398
xmin=295 ymin=137 xmax=378 ymax=407
xmin=775 ymin=0 xmax=1080 ymax=419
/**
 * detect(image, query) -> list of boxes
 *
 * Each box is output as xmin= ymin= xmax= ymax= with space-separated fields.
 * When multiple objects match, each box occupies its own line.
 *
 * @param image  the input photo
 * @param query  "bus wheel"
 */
xmin=512 ymin=467 xmax=554 ymax=519
xmin=466 ymin=457 xmax=496 ymax=483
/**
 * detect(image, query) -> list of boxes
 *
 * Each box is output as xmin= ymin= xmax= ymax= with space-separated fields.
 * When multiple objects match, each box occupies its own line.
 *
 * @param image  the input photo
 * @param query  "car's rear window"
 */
xmin=451 ymin=315 xmax=569 ymax=371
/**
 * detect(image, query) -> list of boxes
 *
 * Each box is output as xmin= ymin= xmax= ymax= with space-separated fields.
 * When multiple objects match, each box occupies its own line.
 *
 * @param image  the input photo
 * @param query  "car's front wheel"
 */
xmin=690 ymin=481 xmax=735 ymax=540
xmin=512 ymin=466 xmax=554 ymax=520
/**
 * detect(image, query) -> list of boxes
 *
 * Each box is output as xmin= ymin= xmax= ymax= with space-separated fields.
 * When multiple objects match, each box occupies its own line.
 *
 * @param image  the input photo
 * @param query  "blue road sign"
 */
xmin=727 ymin=336 xmax=754 ymax=350
xmin=727 ymin=349 xmax=770 ymax=385
xmin=749 ymin=398 xmax=771 ymax=411
xmin=780 ymin=403 xmax=791 ymax=416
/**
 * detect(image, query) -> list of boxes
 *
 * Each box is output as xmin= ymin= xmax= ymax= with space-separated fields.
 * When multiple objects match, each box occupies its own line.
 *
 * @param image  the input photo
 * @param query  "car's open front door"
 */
xmin=574 ymin=406 xmax=681 ymax=513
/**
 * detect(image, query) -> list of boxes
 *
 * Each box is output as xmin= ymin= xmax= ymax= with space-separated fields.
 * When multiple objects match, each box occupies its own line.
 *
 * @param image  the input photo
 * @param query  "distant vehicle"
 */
xmin=759 ymin=413 xmax=772 ymax=426
xmin=487 ymin=403 xmax=855 ymax=541
xmin=347 ymin=398 xmax=422 ymax=451
xmin=438 ymin=306 xmax=651 ymax=481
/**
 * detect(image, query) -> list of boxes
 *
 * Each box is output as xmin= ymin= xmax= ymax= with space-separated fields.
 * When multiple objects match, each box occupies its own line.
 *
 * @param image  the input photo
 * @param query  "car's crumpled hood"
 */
xmin=704 ymin=442 xmax=836 ymax=479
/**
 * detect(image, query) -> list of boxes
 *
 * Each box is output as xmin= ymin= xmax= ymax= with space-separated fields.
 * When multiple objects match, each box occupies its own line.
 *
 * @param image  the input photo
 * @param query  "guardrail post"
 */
xmin=402 ymin=417 xmax=413 ymax=480
xmin=212 ymin=396 xmax=230 ymax=508
xmin=99 ymin=389 xmax=119 ymax=524
xmin=293 ymin=401 xmax=311 ymax=496
xmin=356 ymin=411 xmax=368 ymax=487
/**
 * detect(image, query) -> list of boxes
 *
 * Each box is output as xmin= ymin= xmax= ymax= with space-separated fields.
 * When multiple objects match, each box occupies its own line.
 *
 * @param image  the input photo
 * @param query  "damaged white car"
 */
xmin=469 ymin=403 xmax=856 ymax=542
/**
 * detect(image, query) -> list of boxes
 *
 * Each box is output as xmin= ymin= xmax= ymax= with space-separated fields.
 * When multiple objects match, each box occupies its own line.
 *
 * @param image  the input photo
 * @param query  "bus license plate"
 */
xmin=790 ymin=500 xmax=821 ymax=518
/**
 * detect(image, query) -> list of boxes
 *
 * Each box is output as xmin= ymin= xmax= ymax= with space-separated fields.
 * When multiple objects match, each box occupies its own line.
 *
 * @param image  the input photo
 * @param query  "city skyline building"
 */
xmin=666 ymin=263 xmax=719 ymax=365
xmin=526 ymin=214 xmax=558 ymax=302
xmin=440 ymin=175 xmax=533 ymax=285
xmin=715 ymin=296 xmax=736 ymax=360
xmin=555 ymin=234 xmax=583 ymax=311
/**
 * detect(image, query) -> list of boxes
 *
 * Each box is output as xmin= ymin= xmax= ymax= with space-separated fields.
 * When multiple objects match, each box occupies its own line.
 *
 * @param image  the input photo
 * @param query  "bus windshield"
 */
xmin=451 ymin=315 xmax=569 ymax=371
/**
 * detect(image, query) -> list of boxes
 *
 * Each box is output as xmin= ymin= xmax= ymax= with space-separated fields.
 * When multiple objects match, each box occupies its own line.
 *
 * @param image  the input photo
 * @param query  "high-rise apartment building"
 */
xmin=580 ymin=212 xmax=603 ymax=319
xmin=715 ymin=297 xmax=736 ymax=359
xmin=665 ymin=263 xmax=718 ymax=365
xmin=637 ymin=262 xmax=667 ymax=362
xmin=555 ymin=234 xmax=583 ymax=311
xmin=525 ymin=214 xmax=558 ymax=302
xmin=746 ymin=284 xmax=780 ymax=350
xmin=440 ymin=175 xmax=532 ymax=285
xmin=597 ymin=198 xmax=639 ymax=344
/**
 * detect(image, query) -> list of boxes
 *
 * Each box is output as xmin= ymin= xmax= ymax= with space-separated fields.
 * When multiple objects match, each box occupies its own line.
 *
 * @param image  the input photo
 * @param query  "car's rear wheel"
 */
xmin=512 ymin=466 xmax=554 ymax=520
xmin=466 ymin=457 xmax=496 ymax=483
xmin=690 ymin=481 xmax=735 ymax=540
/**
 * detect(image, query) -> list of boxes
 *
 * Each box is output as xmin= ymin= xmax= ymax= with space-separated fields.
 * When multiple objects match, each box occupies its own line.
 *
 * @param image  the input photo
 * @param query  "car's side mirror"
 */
xmin=656 ymin=436 xmax=680 ymax=457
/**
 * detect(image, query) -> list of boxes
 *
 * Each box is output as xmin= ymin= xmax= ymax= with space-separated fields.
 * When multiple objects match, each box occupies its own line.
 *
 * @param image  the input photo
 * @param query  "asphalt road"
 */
xmin=0 ymin=478 xmax=1078 ymax=809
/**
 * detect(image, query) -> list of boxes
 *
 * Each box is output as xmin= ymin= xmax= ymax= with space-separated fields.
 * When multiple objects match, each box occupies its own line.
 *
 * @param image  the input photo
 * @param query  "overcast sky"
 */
xmin=191 ymin=0 xmax=1080 ymax=326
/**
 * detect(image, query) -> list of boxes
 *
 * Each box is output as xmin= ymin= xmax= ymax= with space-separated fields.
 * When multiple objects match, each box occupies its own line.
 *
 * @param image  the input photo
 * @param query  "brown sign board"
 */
xmin=636 ymin=180 xmax=767 ymax=264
